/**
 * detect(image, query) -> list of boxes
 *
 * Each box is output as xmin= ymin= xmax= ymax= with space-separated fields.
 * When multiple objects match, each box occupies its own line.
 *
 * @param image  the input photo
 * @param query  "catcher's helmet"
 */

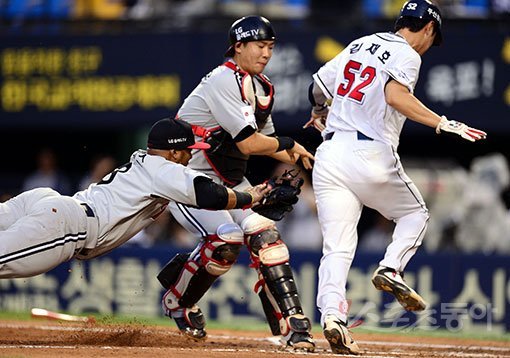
xmin=224 ymin=15 xmax=276 ymax=57
xmin=397 ymin=0 xmax=443 ymax=46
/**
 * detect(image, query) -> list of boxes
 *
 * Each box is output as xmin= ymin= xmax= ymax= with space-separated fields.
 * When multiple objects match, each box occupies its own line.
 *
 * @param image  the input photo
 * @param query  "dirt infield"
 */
xmin=1 ymin=319 xmax=509 ymax=357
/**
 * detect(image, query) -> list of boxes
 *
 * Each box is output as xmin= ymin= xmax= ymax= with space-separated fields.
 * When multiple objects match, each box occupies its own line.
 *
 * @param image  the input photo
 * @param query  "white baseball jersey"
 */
xmin=0 ymin=150 xmax=207 ymax=278
xmin=311 ymin=32 xmax=429 ymax=325
xmin=73 ymin=150 xmax=207 ymax=258
xmin=314 ymin=32 xmax=421 ymax=148
xmin=177 ymin=59 xmax=275 ymax=182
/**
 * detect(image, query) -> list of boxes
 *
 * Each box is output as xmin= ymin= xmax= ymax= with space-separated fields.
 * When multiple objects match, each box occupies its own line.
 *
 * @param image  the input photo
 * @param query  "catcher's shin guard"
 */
xmin=243 ymin=214 xmax=312 ymax=341
xmin=258 ymin=289 xmax=282 ymax=335
xmin=257 ymin=251 xmax=314 ymax=351
xmin=258 ymin=263 xmax=312 ymax=336
xmin=157 ymin=252 xmax=190 ymax=290
xmin=160 ymin=223 xmax=244 ymax=313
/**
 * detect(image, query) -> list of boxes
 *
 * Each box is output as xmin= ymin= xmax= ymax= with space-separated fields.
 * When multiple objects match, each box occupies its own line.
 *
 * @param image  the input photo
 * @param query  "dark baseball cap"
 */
xmin=147 ymin=118 xmax=210 ymax=150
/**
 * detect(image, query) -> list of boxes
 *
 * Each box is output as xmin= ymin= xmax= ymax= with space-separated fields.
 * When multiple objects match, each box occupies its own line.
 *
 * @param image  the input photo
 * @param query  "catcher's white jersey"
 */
xmin=169 ymin=59 xmax=277 ymax=239
xmin=0 ymin=150 xmax=207 ymax=278
xmin=314 ymin=32 xmax=421 ymax=148
xmin=311 ymin=32 xmax=429 ymax=325
xmin=177 ymin=59 xmax=275 ymax=182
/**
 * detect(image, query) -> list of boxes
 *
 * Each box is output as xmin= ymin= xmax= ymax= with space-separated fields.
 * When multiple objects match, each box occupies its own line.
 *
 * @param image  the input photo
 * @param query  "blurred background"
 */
xmin=1 ymin=0 xmax=509 ymax=333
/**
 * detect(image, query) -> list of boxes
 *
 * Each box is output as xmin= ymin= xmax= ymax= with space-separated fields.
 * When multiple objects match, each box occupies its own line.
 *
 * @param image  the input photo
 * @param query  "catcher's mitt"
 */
xmin=252 ymin=169 xmax=304 ymax=221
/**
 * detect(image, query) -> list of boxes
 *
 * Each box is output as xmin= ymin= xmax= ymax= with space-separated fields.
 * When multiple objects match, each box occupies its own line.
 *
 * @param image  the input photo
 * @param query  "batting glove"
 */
xmin=435 ymin=116 xmax=487 ymax=142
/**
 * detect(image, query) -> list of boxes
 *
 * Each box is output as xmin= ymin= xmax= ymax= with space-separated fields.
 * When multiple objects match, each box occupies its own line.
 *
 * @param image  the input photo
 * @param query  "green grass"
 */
xmin=1 ymin=310 xmax=509 ymax=342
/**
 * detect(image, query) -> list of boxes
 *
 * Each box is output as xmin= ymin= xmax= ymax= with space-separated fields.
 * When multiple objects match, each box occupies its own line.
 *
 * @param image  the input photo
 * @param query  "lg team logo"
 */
xmin=234 ymin=26 xmax=260 ymax=41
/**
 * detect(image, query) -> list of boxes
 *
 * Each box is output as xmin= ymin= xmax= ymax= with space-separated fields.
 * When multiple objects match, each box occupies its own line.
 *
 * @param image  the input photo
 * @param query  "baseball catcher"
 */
xmin=157 ymin=15 xmax=315 ymax=352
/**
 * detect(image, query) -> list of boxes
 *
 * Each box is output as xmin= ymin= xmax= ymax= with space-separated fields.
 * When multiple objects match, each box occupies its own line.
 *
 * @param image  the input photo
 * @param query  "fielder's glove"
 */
xmin=252 ymin=169 xmax=304 ymax=221
xmin=435 ymin=116 xmax=487 ymax=142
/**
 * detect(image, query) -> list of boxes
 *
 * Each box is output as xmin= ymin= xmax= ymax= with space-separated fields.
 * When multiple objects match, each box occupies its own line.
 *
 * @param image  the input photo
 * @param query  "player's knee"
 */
xmin=422 ymin=209 xmax=430 ymax=223
xmin=413 ymin=208 xmax=430 ymax=226
xmin=261 ymin=241 xmax=289 ymax=266
xmin=252 ymin=231 xmax=289 ymax=266
xmin=241 ymin=213 xmax=275 ymax=235
xmin=244 ymin=216 xmax=289 ymax=266
xmin=203 ymin=223 xmax=244 ymax=275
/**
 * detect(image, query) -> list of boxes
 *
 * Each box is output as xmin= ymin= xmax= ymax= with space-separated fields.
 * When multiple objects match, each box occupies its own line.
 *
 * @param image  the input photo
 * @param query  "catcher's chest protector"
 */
xmin=204 ymin=64 xmax=275 ymax=187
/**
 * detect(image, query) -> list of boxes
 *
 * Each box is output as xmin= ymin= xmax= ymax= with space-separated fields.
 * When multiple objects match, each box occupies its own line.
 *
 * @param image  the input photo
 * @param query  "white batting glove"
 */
xmin=435 ymin=116 xmax=487 ymax=142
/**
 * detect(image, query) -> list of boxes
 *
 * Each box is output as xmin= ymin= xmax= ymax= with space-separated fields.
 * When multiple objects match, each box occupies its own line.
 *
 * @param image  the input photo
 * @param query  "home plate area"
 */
xmin=0 ymin=320 xmax=509 ymax=357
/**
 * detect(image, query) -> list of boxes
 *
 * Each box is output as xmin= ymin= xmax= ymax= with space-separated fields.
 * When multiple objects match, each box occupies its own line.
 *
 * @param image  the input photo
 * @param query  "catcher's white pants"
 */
xmin=312 ymin=131 xmax=429 ymax=324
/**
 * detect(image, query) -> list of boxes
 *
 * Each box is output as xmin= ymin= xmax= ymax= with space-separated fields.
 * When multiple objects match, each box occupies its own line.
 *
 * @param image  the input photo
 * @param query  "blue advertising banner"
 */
xmin=0 ymin=246 xmax=508 ymax=333
xmin=1 ymin=28 xmax=508 ymax=132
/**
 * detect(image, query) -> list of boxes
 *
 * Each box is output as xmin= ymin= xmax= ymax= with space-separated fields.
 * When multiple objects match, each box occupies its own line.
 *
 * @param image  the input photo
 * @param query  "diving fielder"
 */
xmin=0 ymin=118 xmax=269 ymax=278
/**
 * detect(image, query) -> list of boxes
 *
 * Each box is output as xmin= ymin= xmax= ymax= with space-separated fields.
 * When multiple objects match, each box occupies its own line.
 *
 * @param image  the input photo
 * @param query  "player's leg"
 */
xmin=228 ymin=179 xmax=315 ymax=350
xmin=354 ymin=146 xmax=429 ymax=311
xmin=0 ymin=195 xmax=23 ymax=231
xmin=312 ymin=144 xmax=362 ymax=355
xmin=313 ymin=173 xmax=362 ymax=323
xmin=241 ymin=213 xmax=315 ymax=352
xmin=159 ymin=203 xmax=243 ymax=340
xmin=0 ymin=188 xmax=87 ymax=278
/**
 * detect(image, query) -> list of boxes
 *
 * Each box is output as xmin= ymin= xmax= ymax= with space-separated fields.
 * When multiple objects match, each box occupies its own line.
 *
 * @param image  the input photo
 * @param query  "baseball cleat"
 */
xmin=282 ymin=331 xmax=315 ymax=352
xmin=172 ymin=305 xmax=207 ymax=341
xmin=323 ymin=315 xmax=360 ymax=355
xmin=372 ymin=266 xmax=427 ymax=311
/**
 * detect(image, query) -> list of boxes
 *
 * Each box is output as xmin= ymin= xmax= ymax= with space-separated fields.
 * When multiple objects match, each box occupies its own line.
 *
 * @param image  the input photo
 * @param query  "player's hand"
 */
xmin=435 ymin=116 xmax=487 ymax=142
xmin=246 ymin=182 xmax=272 ymax=204
xmin=251 ymin=169 xmax=303 ymax=221
xmin=303 ymin=110 xmax=327 ymax=132
xmin=287 ymin=141 xmax=314 ymax=170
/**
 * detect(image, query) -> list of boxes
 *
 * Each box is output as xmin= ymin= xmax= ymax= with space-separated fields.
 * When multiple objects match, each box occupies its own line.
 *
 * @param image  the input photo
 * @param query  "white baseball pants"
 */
xmin=0 ymin=188 xmax=90 ymax=278
xmin=312 ymin=131 xmax=429 ymax=324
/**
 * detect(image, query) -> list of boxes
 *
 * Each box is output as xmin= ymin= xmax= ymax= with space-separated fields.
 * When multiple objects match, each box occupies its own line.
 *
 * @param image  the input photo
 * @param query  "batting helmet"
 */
xmin=397 ymin=0 xmax=443 ymax=46
xmin=224 ymin=15 xmax=276 ymax=57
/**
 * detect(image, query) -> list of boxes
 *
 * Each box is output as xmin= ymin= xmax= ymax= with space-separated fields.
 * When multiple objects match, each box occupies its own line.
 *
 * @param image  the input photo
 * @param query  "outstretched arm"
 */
xmin=193 ymin=176 xmax=270 ymax=210
xmin=385 ymin=80 xmax=486 ymax=141
xmin=385 ymin=79 xmax=442 ymax=128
